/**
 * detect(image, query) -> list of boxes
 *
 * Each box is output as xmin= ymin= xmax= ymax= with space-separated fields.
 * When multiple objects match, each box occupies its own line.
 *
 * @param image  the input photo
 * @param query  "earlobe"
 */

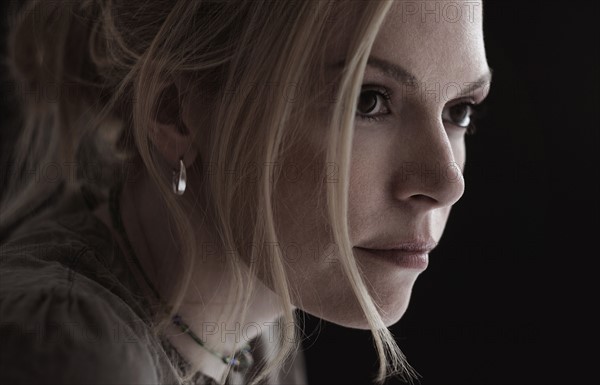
xmin=147 ymin=79 xmax=199 ymax=171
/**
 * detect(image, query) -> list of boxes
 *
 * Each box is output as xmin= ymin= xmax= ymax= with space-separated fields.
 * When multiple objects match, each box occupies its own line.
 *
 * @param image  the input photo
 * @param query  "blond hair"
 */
xmin=0 ymin=0 xmax=418 ymax=384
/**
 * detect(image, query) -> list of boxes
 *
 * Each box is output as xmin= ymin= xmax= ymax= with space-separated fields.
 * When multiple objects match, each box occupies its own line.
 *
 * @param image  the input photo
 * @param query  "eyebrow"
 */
xmin=366 ymin=56 xmax=420 ymax=86
xmin=333 ymin=56 xmax=493 ymax=97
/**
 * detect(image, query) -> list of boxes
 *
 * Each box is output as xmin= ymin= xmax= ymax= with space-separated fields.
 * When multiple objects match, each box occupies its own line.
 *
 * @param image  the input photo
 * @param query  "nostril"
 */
xmin=410 ymin=194 xmax=438 ymax=205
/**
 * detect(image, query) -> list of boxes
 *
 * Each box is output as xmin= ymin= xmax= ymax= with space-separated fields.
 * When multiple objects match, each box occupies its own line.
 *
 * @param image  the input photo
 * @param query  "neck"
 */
xmin=94 ymin=171 xmax=285 ymax=381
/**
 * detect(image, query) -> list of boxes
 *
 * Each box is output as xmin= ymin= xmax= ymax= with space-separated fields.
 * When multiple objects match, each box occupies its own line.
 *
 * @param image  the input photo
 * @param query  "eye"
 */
xmin=442 ymin=101 xmax=485 ymax=135
xmin=356 ymin=86 xmax=392 ymax=123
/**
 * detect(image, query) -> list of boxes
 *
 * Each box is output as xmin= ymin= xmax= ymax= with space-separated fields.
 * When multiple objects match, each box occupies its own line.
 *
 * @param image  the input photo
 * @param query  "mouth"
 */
xmin=354 ymin=247 xmax=429 ymax=269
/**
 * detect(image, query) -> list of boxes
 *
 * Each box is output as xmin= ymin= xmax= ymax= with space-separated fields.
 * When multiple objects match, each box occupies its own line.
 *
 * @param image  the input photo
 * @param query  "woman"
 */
xmin=0 ymin=0 xmax=492 ymax=384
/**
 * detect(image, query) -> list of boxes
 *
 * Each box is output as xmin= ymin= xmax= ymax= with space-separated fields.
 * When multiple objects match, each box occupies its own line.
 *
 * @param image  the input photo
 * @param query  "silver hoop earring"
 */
xmin=172 ymin=158 xmax=187 ymax=196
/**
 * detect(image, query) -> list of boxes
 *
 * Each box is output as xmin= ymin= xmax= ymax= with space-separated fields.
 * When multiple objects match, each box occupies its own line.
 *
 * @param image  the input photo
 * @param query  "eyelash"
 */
xmin=356 ymin=86 xmax=392 ymax=123
xmin=356 ymin=85 xmax=487 ymax=135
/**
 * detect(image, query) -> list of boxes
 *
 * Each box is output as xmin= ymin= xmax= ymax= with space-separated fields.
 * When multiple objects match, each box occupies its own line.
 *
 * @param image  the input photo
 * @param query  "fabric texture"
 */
xmin=0 ymin=183 xmax=308 ymax=385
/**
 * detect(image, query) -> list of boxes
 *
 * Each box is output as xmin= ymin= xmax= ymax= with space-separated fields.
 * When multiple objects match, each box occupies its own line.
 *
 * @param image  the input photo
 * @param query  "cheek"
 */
xmin=348 ymin=153 xmax=379 ymax=242
xmin=347 ymin=128 xmax=396 ymax=243
xmin=272 ymin=141 xmax=333 ymax=266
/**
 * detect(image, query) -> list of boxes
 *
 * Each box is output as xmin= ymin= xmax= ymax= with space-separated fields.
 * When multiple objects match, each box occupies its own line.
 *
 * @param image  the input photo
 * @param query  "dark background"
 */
xmin=1 ymin=1 xmax=598 ymax=384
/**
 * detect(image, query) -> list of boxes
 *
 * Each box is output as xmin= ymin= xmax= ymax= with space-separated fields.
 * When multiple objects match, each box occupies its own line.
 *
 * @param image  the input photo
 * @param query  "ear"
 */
xmin=148 ymin=75 xmax=200 ymax=171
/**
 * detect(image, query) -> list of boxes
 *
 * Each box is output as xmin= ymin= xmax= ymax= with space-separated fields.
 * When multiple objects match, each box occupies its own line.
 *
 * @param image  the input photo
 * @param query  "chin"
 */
xmin=381 ymin=301 xmax=411 ymax=327
xmin=312 ymin=290 xmax=414 ymax=330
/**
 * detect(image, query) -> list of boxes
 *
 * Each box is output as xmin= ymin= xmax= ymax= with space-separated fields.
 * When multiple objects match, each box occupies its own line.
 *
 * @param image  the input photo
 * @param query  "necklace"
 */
xmin=108 ymin=180 xmax=253 ymax=373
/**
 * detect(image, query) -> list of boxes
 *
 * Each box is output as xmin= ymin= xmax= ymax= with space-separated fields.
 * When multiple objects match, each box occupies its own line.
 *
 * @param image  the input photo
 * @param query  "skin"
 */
xmin=93 ymin=0 xmax=490 ymax=381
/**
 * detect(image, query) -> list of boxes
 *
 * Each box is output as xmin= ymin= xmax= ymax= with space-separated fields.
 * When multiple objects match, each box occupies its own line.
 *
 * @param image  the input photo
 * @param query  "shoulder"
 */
xmin=0 ymin=190 xmax=156 ymax=325
xmin=0 ymin=276 xmax=161 ymax=384
xmin=1 ymin=192 xmax=114 ymax=270
xmin=0 ymin=193 xmax=166 ymax=384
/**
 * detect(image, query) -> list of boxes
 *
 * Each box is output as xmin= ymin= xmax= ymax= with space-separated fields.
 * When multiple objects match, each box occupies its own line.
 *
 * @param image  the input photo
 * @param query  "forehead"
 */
xmin=371 ymin=0 xmax=487 ymax=83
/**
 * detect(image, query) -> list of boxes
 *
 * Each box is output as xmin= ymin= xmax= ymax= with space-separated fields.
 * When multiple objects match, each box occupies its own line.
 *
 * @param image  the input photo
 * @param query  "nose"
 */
xmin=392 ymin=117 xmax=465 ymax=209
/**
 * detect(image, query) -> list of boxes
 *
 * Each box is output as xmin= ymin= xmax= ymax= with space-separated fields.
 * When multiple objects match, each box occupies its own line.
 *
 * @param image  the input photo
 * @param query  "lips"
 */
xmin=354 ymin=247 xmax=430 ymax=269
xmin=353 ymin=238 xmax=436 ymax=269
xmin=356 ymin=239 xmax=438 ymax=253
